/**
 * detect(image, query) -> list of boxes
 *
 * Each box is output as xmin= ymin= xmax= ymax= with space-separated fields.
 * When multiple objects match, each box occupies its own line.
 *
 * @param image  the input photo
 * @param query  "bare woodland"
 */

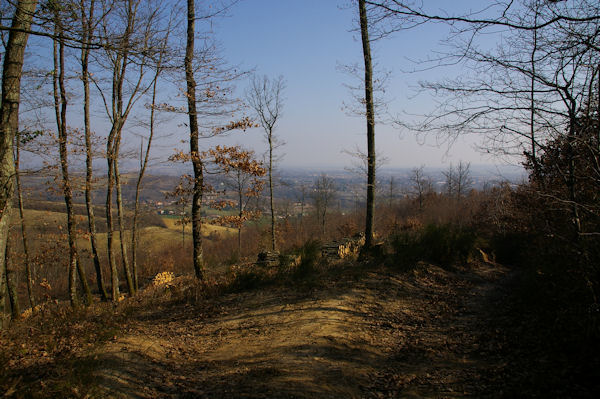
xmin=0 ymin=0 xmax=599 ymax=397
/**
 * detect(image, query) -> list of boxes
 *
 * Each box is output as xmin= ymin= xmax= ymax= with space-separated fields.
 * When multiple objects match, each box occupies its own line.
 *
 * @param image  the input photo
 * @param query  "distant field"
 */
xmin=161 ymin=216 xmax=236 ymax=236
xmin=14 ymin=209 xmax=234 ymax=247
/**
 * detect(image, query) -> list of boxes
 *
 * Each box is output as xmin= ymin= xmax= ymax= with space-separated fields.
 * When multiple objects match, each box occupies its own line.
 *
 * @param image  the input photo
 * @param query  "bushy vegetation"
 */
xmin=392 ymin=223 xmax=477 ymax=268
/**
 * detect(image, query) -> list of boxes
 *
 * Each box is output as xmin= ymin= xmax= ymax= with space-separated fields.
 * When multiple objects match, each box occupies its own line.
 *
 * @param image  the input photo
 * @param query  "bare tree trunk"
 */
xmin=53 ymin=20 xmax=92 ymax=307
xmin=359 ymin=0 xmax=376 ymax=249
xmin=132 ymin=135 xmax=146 ymax=289
xmin=186 ymin=0 xmax=204 ymax=280
xmin=0 ymin=241 xmax=7 ymax=327
xmin=238 ymin=174 xmax=243 ymax=256
xmin=81 ymin=0 xmax=108 ymax=301
xmin=0 ymin=0 xmax=38 ymax=329
xmin=268 ymin=135 xmax=276 ymax=251
xmin=106 ymin=130 xmax=120 ymax=301
xmin=132 ymin=23 xmax=169 ymax=291
xmin=5 ymin=234 xmax=20 ymax=319
xmin=113 ymin=153 xmax=135 ymax=294
xmin=14 ymin=132 xmax=35 ymax=309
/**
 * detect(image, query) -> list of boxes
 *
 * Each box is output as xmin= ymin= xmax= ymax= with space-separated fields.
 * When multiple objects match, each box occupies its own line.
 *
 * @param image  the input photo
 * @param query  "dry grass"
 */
xmin=161 ymin=217 xmax=236 ymax=237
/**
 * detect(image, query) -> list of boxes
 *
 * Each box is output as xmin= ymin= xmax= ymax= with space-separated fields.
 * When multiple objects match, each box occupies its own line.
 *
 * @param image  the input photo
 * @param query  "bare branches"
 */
xmin=246 ymin=74 xmax=285 ymax=138
xmin=246 ymin=74 xmax=286 ymax=252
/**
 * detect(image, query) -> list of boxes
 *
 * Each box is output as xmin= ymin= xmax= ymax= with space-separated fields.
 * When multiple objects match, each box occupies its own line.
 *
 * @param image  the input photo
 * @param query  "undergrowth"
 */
xmin=392 ymin=223 xmax=478 ymax=268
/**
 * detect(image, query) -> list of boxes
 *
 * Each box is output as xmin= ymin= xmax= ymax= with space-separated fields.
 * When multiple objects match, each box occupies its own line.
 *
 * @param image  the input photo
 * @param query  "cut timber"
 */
xmin=321 ymin=234 xmax=365 ymax=260
xmin=256 ymin=251 xmax=280 ymax=268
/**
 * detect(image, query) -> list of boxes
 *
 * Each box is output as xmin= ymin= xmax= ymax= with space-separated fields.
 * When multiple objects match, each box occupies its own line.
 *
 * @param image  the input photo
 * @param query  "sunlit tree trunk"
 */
xmin=53 ymin=17 xmax=92 ymax=307
xmin=359 ymin=0 xmax=376 ymax=249
xmin=186 ymin=0 xmax=205 ymax=279
xmin=0 ymin=0 xmax=38 ymax=329
xmin=14 ymin=132 xmax=35 ymax=309
xmin=81 ymin=0 xmax=108 ymax=301
xmin=132 ymin=22 xmax=169 ymax=291
xmin=268 ymin=135 xmax=276 ymax=251
xmin=113 ymin=151 xmax=134 ymax=294
xmin=5 ymin=235 xmax=20 ymax=320
xmin=106 ymin=125 xmax=120 ymax=301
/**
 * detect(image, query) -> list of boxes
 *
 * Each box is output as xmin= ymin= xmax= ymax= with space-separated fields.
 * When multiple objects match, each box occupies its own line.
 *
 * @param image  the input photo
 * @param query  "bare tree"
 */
xmin=0 ymin=0 xmax=38 ymax=328
xmin=205 ymin=145 xmax=266 ymax=257
xmin=296 ymin=183 xmax=309 ymax=240
xmin=93 ymin=0 xmax=163 ymax=298
xmin=409 ymin=165 xmax=432 ymax=211
xmin=443 ymin=162 xmax=473 ymax=200
xmin=246 ymin=74 xmax=285 ymax=252
xmin=4 ymin=234 xmax=19 ymax=319
xmin=79 ymin=0 xmax=108 ymax=301
xmin=50 ymin=3 xmax=92 ymax=307
xmin=178 ymin=0 xmax=251 ymax=280
xmin=312 ymin=174 xmax=337 ymax=238
xmin=14 ymin=130 xmax=36 ymax=309
xmin=358 ymin=0 xmax=376 ymax=250
xmin=131 ymin=7 xmax=173 ymax=291
xmin=185 ymin=0 xmax=205 ymax=279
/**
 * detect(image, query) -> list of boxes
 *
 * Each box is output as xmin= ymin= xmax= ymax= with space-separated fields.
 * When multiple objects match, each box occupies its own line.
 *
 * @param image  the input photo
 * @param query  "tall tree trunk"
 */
xmin=113 ymin=153 xmax=135 ymax=294
xmin=268 ymin=135 xmax=276 ymax=251
xmin=132 ymin=26 xmax=168 ymax=290
xmin=186 ymin=0 xmax=205 ymax=280
xmin=529 ymin=0 xmax=541 ymax=183
xmin=0 ymin=0 xmax=38 ymax=329
xmin=359 ymin=0 xmax=376 ymax=249
xmin=106 ymin=127 xmax=120 ymax=301
xmin=81 ymin=0 xmax=108 ymax=301
xmin=5 ymin=235 xmax=20 ymax=319
xmin=14 ymin=132 xmax=35 ymax=309
xmin=238 ymin=175 xmax=243 ymax=256
xmin=53 ymin=22 xmax=92 ymax=307
xmin=0 ymin=236 xmax=7 ymax=327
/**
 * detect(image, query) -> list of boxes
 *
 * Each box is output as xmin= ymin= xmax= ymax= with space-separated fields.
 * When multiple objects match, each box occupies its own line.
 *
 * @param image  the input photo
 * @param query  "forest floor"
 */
xmin=2 ymin=259 xmax=596 ymax=398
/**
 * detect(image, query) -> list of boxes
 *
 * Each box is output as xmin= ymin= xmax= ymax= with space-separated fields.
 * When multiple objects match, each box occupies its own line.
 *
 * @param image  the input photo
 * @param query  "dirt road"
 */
xmin=91 ymin=262 xmax=508 ymax=398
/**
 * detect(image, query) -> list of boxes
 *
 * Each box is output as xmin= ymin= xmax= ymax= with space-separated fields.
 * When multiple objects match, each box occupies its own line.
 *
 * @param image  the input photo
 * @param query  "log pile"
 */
xmin=321 ymin=234 xmax=365 ymax=260
xmin=255 ymin=251 xmax=280 ymax=267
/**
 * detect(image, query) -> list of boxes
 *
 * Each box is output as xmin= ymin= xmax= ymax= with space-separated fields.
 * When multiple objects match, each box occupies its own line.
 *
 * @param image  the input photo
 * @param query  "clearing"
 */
xmin=5 ymin=259 xmax=592 ymax=398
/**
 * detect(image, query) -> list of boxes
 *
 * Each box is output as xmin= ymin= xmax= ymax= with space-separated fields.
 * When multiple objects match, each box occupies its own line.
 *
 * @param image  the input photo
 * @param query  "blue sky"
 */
xmin=17 ymin=0 xmax=510 ymax=171
xmin=207 ymin=0 xmax=503 ymax=168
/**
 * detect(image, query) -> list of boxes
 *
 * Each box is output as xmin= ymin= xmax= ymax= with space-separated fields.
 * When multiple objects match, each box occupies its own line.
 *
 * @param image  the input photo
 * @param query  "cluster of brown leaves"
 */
xmin=212 ymin=210 xmax=262 ymax=229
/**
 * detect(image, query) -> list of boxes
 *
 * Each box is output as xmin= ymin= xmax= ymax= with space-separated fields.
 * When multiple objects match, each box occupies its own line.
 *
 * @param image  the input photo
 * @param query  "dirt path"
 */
xmin=91 ymin=262 xmax=509 ymax=398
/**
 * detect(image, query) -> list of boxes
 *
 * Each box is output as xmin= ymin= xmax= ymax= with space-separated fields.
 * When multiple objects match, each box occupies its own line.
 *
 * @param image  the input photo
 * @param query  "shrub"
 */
xmin=225 ymin=263 xmax=271 ymax=291
xmin=290 ymin=239 xmax=322 ymax=279
xmin=391 ymin=230 xmax=421 ymax=268
xmin=392 ymin=223 xmax=477 ymax=268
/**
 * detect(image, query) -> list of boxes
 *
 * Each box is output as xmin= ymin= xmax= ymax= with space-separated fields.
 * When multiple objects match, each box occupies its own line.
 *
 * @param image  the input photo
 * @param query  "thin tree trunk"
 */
xmin=132 ymin=27 xmax=168 ymax=290
xmin=81 ymin=0 xmax=108 ymax=301
xmin=105 ymin=0 xmax=136 ymax=300
xmin=0 ymin=0 xmax=38 ymax=329
xmin=530 ymin=0 xmax=540 ymax=183
xmin=113 ymin=154 xmax=135 ymax=294
xmin=0 ymin=239 xmax=7 ymax=327
xmin=268 ymin=135 xmax=276 ymax=251
xmin=53 ymin=22 xmax=92 ymax=307
xmin=186 ymin=0 xmax=204 ymax=280
xmin=14 ymin=132 xmax=35 ymax=309
xmin=359 ymin=0 xmax=376 ymax=249
xmin=238 ymin=175 xmax=243 ymax=256
xmin=106 ymin=128 xmax=120 ymax=301
xmin=5 ymin=234 xmax=20 ymax=320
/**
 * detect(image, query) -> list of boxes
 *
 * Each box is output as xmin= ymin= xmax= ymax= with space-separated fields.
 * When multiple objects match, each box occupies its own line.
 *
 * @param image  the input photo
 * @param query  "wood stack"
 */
xmin=321 ymin=234 xmax=365 ymax=260
xmin=256 ymin=251 xmax=280 ymax=267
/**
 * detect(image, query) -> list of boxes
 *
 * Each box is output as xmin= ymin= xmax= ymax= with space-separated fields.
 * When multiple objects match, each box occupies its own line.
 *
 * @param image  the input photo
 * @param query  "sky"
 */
xmin=14 ymin=0 xmax=515 ymax=171
xmin=204 ymin=0 xmax=506 ymax=169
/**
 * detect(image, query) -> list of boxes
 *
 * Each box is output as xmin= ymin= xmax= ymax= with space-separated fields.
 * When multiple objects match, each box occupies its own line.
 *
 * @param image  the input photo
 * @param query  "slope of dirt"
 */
xmin=76 ymin=262 xmax=509 ymax=398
